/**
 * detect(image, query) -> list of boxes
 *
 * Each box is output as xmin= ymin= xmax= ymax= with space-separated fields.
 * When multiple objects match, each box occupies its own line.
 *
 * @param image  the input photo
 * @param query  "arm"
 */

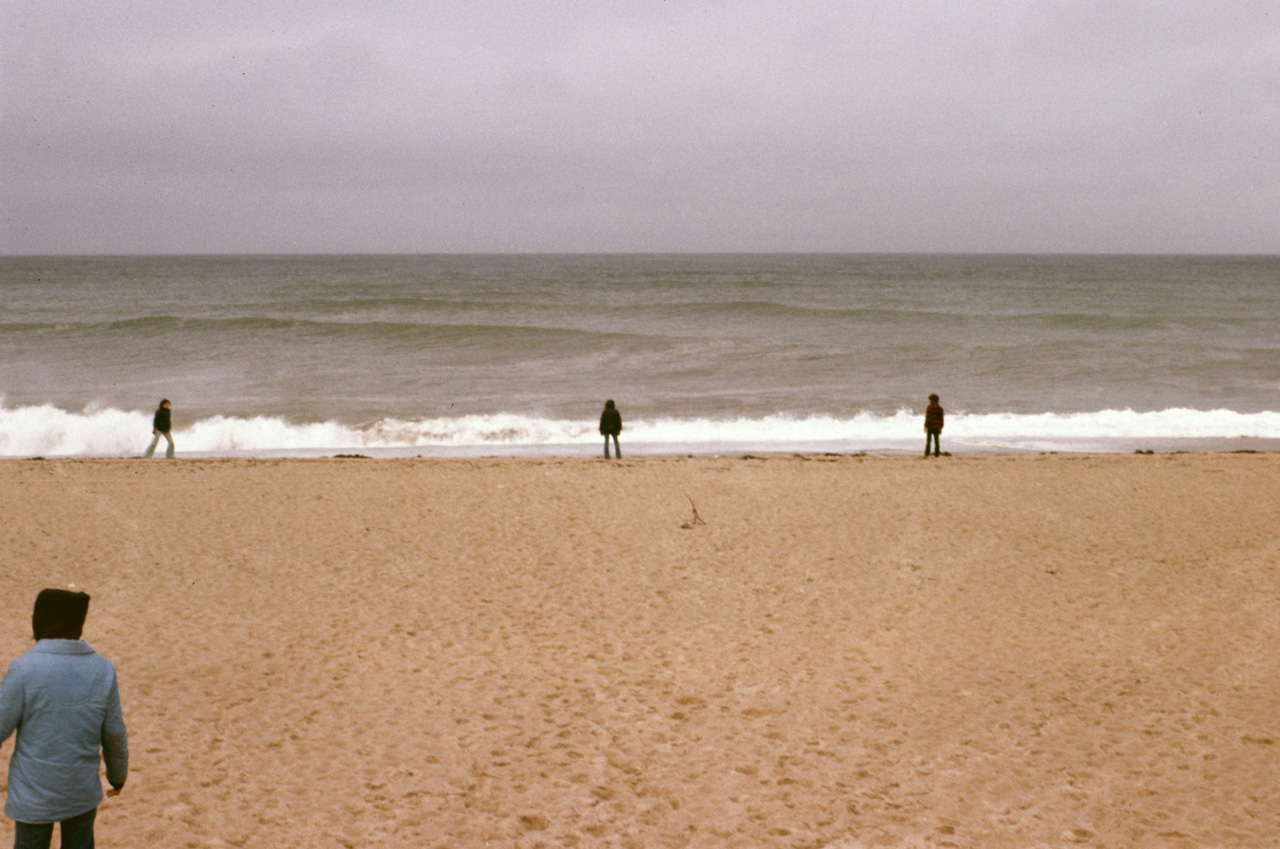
xmin=101 ymin=669 xmax=129 ymax=793
xmin=0 ymin=663 xmax=23 ymax=746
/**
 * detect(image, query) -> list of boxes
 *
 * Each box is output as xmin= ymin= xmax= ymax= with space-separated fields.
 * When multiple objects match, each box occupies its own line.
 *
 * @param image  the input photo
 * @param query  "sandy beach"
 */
xmin=1 ymin=453 xmax=1277 ymax=848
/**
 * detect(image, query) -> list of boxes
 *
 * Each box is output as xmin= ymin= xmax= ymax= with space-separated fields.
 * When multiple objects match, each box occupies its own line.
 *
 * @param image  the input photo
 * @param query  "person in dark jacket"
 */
xmin=143 ymin=399 xmax=174 ymax=459
xmin=924 ymin=393 xmax=944 ymax=457
xmin=599 ymin=399 xmax=622 ymax=459
xmin=1 ymin=589 xmax=128 ymax=849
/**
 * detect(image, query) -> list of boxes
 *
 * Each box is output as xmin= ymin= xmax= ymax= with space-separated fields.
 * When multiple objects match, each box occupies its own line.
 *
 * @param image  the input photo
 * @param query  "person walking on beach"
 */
xmin=599 ymin=399 xmax=622 ymax=459
xmin=144 ymin=398 xmax=174 ymax=458
xmin=924 ymin=393 xmax=944 ymax=457
xmin=1 ymin=589 xmax=129 ymax=849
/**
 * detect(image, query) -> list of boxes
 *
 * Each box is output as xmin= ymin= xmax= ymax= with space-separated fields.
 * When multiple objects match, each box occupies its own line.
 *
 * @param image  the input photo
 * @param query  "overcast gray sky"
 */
xmin=2 ymin=1 xmax=1277 ymax=254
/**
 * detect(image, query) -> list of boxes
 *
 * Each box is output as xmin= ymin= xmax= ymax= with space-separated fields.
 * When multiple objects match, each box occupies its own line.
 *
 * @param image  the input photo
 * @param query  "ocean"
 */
xmin=2 ymin=254 xmax=1278 ymax=457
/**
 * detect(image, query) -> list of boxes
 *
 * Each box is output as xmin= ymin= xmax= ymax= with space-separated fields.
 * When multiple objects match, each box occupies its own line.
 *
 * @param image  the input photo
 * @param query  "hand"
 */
xmin=106 ymin=786 xmax=123 ymax=798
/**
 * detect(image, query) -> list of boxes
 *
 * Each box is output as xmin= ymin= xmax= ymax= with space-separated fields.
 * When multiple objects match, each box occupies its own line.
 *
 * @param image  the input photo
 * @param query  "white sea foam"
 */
xmin=2 ymin=401 xmax=1278 ymax=457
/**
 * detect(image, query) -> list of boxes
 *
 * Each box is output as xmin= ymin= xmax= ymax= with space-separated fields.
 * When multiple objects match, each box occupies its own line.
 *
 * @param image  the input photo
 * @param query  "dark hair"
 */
xmin=32 ymin=588 xmax=91 ymax=641
xmin=160 ymin=399 xmax=170 ymax=406
xmin=605 ymin=399 xmax=615 ymax=409
xmin=928 ymin=394 xmax=939 ymax=403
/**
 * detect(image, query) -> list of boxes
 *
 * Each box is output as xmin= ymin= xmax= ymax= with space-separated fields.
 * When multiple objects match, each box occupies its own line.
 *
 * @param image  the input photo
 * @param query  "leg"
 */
xmin=144 ymin=432 xmax=160 ymax=458
xmin=934 ymin=432 xmax=941 ymax=457
xmin=924 ymin=431 xmax=932 ymax=457
xmin=163 ymin=430 xmax=175 ymax=459
xmin=12 ymin=821 xmax=55 ymax=849
xmin=612 ymin=435 xmax=620 ymax=459
xmin=57 ymin=808 xmax=97 ymax=849
xmin=604 ymin=436 xmax=611 ymax=459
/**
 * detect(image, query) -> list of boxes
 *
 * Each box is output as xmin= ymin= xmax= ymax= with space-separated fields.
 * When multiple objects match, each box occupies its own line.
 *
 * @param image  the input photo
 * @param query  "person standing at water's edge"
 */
xmin=924 ymin=393 xmax=944 ymax=457
xmin=144 ymin=398 xmax=174 ymax=458
xmin=599 ymin=400 xmax=622 ymax=459
xmin=1 ymin=589 xmax=129 ymax=849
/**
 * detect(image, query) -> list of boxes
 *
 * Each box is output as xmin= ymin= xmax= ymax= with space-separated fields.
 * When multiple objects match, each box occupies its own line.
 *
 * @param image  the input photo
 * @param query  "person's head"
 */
xmin=605 ymin=399 xmax=615 ymax=410
xmin=32 ymin=588 xmax=91 ymax=641
xmin=928 ymin=394 xmax=939 ymax=404
xmin=160 ymin=399 xmax=171 ymax=409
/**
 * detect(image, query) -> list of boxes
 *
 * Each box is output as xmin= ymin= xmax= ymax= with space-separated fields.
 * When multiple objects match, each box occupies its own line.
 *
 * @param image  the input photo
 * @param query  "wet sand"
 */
xmin=1 ymin=453 xmax=1277 ymax=848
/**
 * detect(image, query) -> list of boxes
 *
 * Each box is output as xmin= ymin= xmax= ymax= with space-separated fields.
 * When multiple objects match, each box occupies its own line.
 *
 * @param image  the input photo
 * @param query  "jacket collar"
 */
xmin=31 ymin=639 xmax=94 ymax=655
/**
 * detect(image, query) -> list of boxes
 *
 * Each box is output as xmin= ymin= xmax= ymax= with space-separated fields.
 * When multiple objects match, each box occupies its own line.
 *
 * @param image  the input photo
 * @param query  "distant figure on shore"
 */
xmin=144 ymin=399 xmax=174 ymax=458
xmin=1 ymin=589 xmax=129 ymax=849
xmin=599 ymin=399 xmax=622 ymax=459
xmin=924 ymin=393 xmax=944 ymax=457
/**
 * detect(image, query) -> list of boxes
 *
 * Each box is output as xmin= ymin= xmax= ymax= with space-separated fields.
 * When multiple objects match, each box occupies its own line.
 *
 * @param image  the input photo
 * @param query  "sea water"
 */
xmin=2 ymin=254 xmax=1278 ymax=457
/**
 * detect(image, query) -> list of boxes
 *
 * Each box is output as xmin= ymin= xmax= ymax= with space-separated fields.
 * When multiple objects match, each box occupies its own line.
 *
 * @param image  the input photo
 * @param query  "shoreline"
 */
xmin=3 ymin=452 xmax=1277 ymax=847
xmin=5 ymin=434 xmax=1279 ymax=462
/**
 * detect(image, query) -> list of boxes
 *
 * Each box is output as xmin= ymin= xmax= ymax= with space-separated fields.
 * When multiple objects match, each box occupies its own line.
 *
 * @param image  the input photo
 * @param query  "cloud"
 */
xmin=2 ymin=1 xmax=1277 ymax=253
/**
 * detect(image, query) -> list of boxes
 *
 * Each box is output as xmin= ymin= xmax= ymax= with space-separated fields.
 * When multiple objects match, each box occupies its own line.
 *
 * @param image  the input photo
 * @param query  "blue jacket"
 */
xmin=0 ymin=640 xmax=128 ymax=823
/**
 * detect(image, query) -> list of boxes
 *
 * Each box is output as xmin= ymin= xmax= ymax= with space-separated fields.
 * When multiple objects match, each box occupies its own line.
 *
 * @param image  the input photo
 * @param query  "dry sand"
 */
xmin=1 ymin=453 xmax=1277 ymax=848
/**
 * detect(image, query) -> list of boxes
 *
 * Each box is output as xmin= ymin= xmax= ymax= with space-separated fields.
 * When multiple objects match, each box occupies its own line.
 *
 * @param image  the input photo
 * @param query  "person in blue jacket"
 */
xmin=0 ymin=589 xmax=129 ymax=849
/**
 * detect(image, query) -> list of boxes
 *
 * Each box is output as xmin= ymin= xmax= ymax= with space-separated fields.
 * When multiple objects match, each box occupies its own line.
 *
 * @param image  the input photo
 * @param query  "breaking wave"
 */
xmin=2 ymin=401 xmax=1278 ymax=457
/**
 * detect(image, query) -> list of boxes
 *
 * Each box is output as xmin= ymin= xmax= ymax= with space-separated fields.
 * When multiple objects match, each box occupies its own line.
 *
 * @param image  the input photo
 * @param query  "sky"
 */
xmin=2 ymin=1 xmax=1277 ymax=254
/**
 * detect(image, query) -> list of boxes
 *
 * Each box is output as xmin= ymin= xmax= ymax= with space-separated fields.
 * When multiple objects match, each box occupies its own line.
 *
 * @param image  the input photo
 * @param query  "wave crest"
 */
xmin=1 ymin=401 xmax=1277 ymax=457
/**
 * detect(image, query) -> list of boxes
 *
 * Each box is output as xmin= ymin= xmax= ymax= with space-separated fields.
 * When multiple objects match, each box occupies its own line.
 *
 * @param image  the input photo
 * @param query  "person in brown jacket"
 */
xmin=924 ymin=393 xmax=944 ymax=457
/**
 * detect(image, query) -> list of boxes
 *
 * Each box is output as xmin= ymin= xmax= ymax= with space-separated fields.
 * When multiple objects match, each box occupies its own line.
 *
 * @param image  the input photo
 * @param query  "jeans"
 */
xmin=925 ymin=429 xmax=941 ymax=457
xmin=603 ymin=434 xmax=620 ymax=458
xmin=13 ymin=807 xmax=96 ymax=849
xmin=144 ymin=430 xmax=174 ymax=458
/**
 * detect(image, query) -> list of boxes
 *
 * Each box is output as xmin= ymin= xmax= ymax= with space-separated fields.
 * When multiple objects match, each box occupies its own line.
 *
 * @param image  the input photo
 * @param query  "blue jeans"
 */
xmin=144 ymin=430 xmax=174 ymax=458
xmin=603 ymin=434 xmax=620 ymax=458
xmin=925 ymin=429 xmax=941 ymax=457
xmin=13 ymin=806 xmax=96 ymax=849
